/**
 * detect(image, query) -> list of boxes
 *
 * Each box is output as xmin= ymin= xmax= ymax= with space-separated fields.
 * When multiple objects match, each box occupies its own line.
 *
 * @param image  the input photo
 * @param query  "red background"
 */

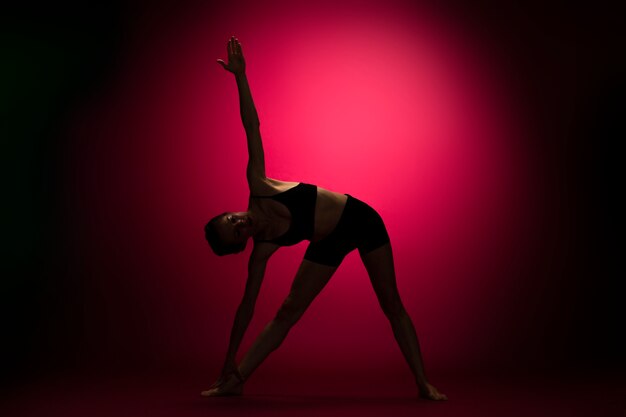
xmin=66 ymin=0 xmax=537 ymax=376
xmin=3 ymin=0 xmax=623 ymax=412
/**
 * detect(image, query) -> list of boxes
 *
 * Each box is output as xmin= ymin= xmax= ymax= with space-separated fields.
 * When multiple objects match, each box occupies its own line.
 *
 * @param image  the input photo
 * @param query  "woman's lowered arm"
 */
xmin=217 ymin=36 xmax=265 ymax=181
xmin=209 ymin=243 xmax=278 ymax=389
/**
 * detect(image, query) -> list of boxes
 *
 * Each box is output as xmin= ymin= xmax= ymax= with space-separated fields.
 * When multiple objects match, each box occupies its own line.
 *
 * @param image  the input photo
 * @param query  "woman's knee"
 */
xmin=378 ymin=293 xmax=405 ymax=318
xmin=274 ymin=296 xmax=305 ymax=326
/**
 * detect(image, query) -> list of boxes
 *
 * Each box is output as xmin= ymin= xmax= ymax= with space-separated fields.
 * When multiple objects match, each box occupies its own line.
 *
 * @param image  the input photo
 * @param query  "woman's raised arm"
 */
xmin=217 ymin=36 xmax=266 ymax=184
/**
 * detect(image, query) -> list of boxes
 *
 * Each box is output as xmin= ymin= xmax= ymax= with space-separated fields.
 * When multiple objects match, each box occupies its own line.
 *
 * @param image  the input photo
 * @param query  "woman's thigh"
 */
xmin=277 ymin=259 xmax=338 ymax=322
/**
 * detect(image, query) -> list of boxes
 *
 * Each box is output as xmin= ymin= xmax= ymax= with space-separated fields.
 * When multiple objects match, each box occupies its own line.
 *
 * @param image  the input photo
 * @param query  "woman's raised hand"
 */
xmin=217 ymin=36 xmax=246 ymax=75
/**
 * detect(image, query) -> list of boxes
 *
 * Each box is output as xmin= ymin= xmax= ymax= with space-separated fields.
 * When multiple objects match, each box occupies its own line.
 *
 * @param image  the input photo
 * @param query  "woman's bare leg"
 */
xmin=237 ymin=259 xmax=338 ymax=381
xmin=360 ymin=242 xmax=447 ymax=400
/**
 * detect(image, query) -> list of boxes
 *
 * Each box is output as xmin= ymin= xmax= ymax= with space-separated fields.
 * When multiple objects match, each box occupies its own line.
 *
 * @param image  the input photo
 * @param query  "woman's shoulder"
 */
xmin=249 ymin=177 xmax=301 ymax=197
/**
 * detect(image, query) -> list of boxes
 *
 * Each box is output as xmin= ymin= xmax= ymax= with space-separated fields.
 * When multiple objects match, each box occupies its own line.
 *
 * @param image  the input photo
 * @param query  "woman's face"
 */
xmin=216 ymin=211 xmax=253 ymax=247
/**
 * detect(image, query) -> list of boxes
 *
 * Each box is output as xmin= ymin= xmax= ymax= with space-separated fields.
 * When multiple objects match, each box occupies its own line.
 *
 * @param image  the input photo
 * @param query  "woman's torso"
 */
xmin=248 ymin=178 xmax=348 ymax=244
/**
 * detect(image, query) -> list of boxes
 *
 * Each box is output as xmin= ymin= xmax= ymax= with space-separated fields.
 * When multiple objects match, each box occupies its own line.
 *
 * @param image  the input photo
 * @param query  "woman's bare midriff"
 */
xmin=312 ymin=186 xmax=348 ymax=242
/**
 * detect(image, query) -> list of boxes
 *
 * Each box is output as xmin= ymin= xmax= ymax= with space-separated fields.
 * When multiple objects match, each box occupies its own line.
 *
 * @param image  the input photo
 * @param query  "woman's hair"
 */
xmin=205 ymin=212 xmax=247 ymax=256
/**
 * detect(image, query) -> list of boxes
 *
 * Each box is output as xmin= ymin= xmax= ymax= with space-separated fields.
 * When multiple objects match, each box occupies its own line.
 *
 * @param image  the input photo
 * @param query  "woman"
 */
xmin=202 ymin=36 xmax=447 ymax=401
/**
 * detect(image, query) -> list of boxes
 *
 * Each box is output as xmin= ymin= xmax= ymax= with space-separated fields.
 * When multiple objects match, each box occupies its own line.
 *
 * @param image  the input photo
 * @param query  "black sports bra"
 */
xmin=251 ymin=182 xmax=317 ymax=246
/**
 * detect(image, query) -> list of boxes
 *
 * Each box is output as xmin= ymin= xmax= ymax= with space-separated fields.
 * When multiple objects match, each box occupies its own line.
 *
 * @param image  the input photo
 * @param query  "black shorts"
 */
xmin=303 ymin=194 xmax=390 ymax=267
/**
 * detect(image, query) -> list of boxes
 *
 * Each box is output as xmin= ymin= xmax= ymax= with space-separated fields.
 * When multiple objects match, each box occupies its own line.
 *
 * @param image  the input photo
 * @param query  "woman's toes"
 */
xmin=201 ymin=389 xmax=216 ymax=396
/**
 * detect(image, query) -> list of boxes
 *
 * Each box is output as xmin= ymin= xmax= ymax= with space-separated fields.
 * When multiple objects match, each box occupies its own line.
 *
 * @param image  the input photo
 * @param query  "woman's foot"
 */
xmin=201 ymin=372 xmax=244 ymax=397
xmin=418 ymin=382 xmax=448 ymax=401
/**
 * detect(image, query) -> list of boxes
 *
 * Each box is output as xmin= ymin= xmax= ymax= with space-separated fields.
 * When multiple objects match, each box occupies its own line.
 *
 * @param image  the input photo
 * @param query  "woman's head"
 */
xmin=205 ymin=211 xmax=254 ymax=256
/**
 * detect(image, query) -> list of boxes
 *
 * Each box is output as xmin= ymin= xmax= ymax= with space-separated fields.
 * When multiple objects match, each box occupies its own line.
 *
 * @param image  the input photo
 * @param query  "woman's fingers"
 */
xmin=232 ymin=367 xmax=245 ymax=383
xmin=209 ymin=376 xmax=224 ymax=388
xmin=218 ymin=36 xmax=244 ymax=74
xmin=227 ymin=36 xmax=242 ymax=56
xmin=229 ymin=37 xmax=233 ymax=56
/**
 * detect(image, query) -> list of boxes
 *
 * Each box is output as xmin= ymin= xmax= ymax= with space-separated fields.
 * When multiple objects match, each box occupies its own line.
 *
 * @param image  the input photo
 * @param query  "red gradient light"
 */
xmin=66 ymin=0 xmax=537 ymax=377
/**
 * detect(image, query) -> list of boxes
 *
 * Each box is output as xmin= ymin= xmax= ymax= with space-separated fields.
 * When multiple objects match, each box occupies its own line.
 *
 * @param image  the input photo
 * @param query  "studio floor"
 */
xmin=2 ymin=368 xmax=623 ymax=417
